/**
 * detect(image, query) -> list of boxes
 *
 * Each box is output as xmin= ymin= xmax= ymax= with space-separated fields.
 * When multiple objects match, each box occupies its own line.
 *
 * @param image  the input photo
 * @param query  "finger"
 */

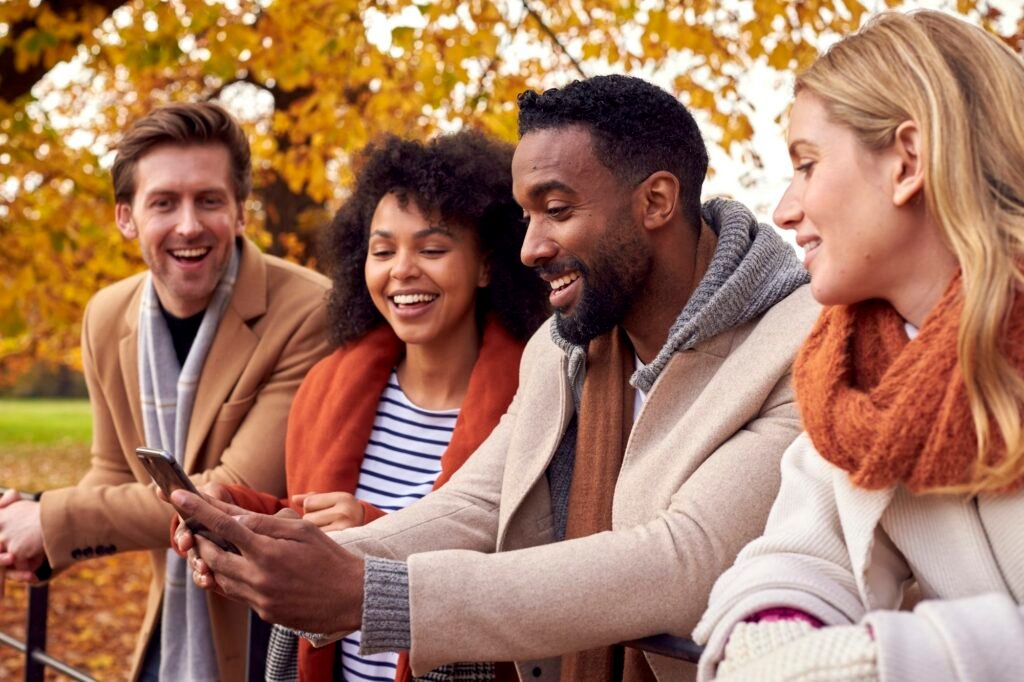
xmin=155 ymin=488 xmax=168 ymax=503
xmin=8 ymin=570 xmax=39 ymax=584
xmin=302 ymin=509 xmax=351 ymax=528
xmin=290 ymin=492 xmax=315 ymax=506
xmin=274 ymin=508 xmax=301 ymax=520
xmin=235 ymin=511 xmax=316 ymax=541
xmin=299 ymin=492 xmax=342 ymax=513
xmin=0 ymin=488 xmax=21 ymax=507
xmin=193 ymin=535 xmax=258 ymax=604
xmin=171 ymin=491 xmax=256 ymax=548
xmin=321 ymin=519 xmax=360 ymax=533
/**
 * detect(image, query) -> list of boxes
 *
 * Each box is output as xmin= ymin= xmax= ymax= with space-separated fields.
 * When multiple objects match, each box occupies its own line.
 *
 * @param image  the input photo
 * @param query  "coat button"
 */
xmin=83 ymin=547 xmax=94 ymax=558
xmin=107 ymin=544 xmax=117 ymax=554
xmin=71 ymin=549 xmax=82 ymax=560
xmin=532 ymin=667 xmax=542 ymax=678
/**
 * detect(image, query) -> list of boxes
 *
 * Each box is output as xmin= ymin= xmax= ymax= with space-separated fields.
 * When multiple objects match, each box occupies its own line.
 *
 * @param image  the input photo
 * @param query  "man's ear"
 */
xmin=115 ymin=203 xmax=137 ymax=239
xmin=639 ymin=171 xmax=679 ymax=231
xmin=234 ymin=200 xmax=246 ymax=236
xmin=892 ymin=120 xmax=925 ymax=207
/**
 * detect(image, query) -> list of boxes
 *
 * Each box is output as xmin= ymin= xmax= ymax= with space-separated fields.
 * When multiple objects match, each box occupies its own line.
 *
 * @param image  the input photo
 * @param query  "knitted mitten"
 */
xmin=718 ymin=619 xmax=817 ymax=676
xmin=716 ymin=623 xmax=878 ymax=682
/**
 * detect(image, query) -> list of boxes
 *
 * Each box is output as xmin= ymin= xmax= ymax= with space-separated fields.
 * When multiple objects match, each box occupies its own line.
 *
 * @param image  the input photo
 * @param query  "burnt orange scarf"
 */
xmin=227 ymin=319 xmax=525 ymax=682
xmin=793 ymin=273 xmax=1024 ymax=493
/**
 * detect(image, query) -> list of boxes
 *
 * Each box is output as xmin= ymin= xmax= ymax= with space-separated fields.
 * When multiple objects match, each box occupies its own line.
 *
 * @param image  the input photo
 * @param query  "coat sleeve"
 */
xmin=333 ymin=371 xmax=804 ymax=674
xmin=39 ymin=289 xmax=330 ymax=570
xmin=866 ymin=593 xmax=1024 ymax=681
xmin=692 ymin=435 xmax=909 ymax=681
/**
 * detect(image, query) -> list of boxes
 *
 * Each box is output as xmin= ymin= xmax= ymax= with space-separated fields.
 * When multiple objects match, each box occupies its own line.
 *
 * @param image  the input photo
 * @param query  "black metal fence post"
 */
xmin=247 ymin=609 xmax=272 ymax=681
xmin=24 ymin=584 xmax=49 ymax=682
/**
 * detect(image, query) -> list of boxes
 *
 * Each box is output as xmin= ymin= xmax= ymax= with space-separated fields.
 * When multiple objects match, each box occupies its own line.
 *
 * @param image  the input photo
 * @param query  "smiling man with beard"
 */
xmin=0 ymin=102 xmax=331 ymax=682
xmin=173 ymin=75 xmax=819 ymax=681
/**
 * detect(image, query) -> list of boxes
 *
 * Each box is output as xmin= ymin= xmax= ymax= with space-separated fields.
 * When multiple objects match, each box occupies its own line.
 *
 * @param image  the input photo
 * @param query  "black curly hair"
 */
xmin=517 ymin=74 xmax=709 ymax=226
xmin=321 ymin=131 xmax=549 ymax=347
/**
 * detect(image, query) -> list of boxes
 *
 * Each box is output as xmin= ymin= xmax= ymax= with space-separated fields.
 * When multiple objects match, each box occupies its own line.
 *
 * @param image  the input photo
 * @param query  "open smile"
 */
xmin=546 ymin=270 xmax=582 ymax=310
xmin=388 ymin=291 xmax=440 ymax=318
xmin=168 ymin=246 xmax=212 ymax=267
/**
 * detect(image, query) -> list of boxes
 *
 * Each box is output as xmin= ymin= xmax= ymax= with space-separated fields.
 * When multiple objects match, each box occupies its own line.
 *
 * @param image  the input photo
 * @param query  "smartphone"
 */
xmin=136 ymin=447 xmax=240 ymax=554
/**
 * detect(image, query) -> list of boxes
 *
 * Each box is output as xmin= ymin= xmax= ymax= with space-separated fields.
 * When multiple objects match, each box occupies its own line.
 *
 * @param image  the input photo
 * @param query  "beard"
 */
xmin=548 ymin=211 xmax=653 ymax=346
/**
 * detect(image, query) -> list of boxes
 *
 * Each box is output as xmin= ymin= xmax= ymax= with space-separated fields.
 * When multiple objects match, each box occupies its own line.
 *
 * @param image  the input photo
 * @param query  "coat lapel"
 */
xmin=834 ymin=477 xmax=896 ymax=607
xmin=497 ymin=352 xmax=573 ymax=536
xmin=183 ymin=239 xmax=266 ymax=472
xmin=120 ymin=283 xmax=145 ymax=445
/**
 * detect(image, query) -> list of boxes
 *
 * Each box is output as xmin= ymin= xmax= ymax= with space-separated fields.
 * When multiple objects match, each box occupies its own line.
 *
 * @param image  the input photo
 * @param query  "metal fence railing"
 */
xmin=0 ymin=489 xmax=702 ymax=679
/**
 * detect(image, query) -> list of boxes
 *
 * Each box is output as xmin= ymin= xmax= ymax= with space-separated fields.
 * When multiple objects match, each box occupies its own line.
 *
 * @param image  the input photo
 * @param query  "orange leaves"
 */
xmin=2 ymin=0 xmax=997 ymax=385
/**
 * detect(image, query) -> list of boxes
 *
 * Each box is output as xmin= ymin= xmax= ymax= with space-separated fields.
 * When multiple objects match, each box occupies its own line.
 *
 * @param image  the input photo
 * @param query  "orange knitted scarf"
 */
xmin=793 ymin=274 xmax=1024 ymax=493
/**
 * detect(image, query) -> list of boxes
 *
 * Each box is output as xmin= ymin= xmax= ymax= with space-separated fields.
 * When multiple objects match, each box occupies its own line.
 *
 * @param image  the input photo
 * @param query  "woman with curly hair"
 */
xmin=203 ymin=131 xmax=547 ymax=682
xmin=694 ymin=10 xmax=1024 ymax=682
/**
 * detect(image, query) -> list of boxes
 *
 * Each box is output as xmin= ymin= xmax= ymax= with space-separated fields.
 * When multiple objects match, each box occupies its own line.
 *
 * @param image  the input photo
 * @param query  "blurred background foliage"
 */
xmin=2 ymin=0 xmax=1021 ymax=389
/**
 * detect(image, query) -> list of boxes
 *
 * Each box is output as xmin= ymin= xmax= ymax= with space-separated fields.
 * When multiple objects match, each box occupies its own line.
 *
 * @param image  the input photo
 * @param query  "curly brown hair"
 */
xmin=320 ymin=131 xmax=549 ymax=346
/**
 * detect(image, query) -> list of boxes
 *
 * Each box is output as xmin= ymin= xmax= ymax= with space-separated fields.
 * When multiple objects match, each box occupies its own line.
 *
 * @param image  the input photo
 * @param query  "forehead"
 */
xmin=511 ymin=126 xmax=613 ymax=199
xmin=132 ymin=143 xmax=233 ymax=196
xmin=787 ymin=92 xmax=836 ymax=147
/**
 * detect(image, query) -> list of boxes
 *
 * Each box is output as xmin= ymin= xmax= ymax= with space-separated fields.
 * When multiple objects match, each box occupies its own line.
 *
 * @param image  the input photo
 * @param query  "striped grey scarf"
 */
xmin=139 ymin=244 xmax=239 ymax=682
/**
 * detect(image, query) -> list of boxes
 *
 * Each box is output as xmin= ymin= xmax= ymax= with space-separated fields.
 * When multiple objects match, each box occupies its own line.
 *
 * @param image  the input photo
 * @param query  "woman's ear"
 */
xmin=477 ymin=260 xmax=491 ymax=288
xmin=892 ymin=120 xmax=925 ymax=207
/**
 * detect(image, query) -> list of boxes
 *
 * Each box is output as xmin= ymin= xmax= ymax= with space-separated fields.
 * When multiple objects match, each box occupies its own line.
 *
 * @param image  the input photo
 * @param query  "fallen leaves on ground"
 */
xmin=1 ymin=443 xmax=150 ymax=680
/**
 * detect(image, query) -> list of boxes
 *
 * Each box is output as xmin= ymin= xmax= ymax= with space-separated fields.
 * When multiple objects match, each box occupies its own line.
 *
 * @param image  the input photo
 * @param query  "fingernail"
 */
xmin=171 ymin=490 xmax=191 ymax=508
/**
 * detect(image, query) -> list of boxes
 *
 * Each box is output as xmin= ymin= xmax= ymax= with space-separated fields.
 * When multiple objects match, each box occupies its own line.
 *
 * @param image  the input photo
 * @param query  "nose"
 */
xmin=390 ymin=248 xmax=420 ymax=280
xmin=772 ymin=183 xmax=803 ymax=232
xmin=176 ymin=202 xmax=203 ymax=238
xmin=520 ymin=217 xmax=558 ymax=268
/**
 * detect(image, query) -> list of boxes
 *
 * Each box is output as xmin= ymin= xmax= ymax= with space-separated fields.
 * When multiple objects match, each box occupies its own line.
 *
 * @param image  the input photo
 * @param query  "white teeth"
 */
xmin=549 ymin=272 xmax=580 ymax=291
xmin=392 ymin=293 xmax=438 ymax=305
xmin=171 ymin=248 xmax=209 ymax=258
xmin=803 ymin=239 xmax=822 ymax=253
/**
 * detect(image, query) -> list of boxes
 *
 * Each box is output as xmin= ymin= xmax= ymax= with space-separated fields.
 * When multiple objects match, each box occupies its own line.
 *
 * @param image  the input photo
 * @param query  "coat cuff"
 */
xmin=359 ymin=557 xmax=412 ymax=654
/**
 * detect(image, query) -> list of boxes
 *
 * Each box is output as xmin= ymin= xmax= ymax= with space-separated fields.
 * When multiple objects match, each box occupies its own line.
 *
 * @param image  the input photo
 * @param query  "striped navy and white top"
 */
xmin=340 ymin=371 xmax=459 ymax=682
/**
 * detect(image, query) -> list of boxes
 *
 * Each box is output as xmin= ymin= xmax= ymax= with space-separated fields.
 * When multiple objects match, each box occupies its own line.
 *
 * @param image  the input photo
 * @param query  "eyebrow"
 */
xmin=369 ymin=225 xmax=455 ymax=239
xmin=527 ymin=179 xmax=576 ymax=201
xmin=787 ymin=139 xmax=816 ymax=157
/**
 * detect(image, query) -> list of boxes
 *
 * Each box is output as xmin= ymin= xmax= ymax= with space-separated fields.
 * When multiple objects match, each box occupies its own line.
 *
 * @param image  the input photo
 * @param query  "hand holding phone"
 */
xmin=136 ymin=447 xmax=241 ymax=554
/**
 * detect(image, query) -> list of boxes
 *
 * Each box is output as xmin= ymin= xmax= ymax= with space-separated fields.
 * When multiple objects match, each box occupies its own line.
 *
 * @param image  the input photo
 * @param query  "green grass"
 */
xmin=0 ymin=398 xmax=92 ymax=447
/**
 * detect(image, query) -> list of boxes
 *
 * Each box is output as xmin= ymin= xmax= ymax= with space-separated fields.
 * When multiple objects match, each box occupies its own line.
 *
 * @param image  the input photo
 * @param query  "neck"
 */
xmin=886 ymin=225 xmax=959 ymax=328
xmin=623 ymin=220 xmax=701 ymax=363
xmin=396 ymin=317 xmax=481 ymax=410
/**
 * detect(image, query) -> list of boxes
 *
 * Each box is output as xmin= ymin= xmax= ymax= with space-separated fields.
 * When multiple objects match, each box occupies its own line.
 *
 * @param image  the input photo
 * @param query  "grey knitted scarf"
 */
xmin=552 ymin=197 xmax=808 ymax=398
xmin=139 ymin=244 xmax=239 ymax=682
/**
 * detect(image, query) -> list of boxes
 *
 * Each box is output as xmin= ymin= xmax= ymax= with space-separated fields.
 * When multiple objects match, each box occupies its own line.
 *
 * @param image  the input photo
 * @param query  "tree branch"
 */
xmin=0 ymin=0 xmax=124 ymax=102
xmin=522 ymin=0 xmax=587 ymax=78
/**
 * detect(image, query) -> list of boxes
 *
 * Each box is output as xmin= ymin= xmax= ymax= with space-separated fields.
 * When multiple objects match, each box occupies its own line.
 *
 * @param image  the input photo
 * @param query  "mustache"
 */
xmin=533 ymin=257 xmax=588 ymax=279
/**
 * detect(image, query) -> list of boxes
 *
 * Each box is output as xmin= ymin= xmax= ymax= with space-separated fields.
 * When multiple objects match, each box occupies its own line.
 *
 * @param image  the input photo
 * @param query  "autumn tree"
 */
xmin=2 ymin=0 xmax=1009 ymax=385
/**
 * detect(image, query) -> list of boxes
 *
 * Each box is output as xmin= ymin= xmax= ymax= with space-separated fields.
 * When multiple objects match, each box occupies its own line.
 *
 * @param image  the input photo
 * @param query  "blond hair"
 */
xmin=797 ymin=10 xmax=1024 ymax=493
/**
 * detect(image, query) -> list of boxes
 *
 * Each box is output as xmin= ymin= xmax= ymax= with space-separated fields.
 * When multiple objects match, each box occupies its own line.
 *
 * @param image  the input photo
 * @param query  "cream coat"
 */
xmin=330 ymin=286 xmax=819 ymax=681
xmin=695 ymin=434 xmax=1024 ymax=682
xmin=38 ymin=238 xmax=331 ymax=681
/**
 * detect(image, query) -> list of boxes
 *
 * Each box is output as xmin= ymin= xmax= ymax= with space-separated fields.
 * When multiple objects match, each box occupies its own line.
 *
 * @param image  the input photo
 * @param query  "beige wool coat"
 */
xmin=330 ymin=286 xmax=819 ymax=681
xmin=695 ymin=434 xmax=1024 ymax=681
xmin=38 ymin=238 xmax=331 ymax=681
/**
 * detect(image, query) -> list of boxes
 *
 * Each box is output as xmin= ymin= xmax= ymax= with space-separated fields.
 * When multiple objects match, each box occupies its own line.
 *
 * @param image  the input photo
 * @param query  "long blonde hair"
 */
xmin=797 ymin=10 xmax=1024 ymax=493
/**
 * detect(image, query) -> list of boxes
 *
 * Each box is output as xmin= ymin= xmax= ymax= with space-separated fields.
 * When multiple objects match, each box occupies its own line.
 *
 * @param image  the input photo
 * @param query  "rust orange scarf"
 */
xmin=227 ymin=319 xmax=525 ymax=682
xmin=793 ymin=274 xmax=1024 ymax=493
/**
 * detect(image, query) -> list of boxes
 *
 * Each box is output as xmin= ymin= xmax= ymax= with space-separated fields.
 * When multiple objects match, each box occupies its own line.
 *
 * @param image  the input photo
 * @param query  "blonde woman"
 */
xmin=694 ymin=10 xmax=1024 ymax=682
